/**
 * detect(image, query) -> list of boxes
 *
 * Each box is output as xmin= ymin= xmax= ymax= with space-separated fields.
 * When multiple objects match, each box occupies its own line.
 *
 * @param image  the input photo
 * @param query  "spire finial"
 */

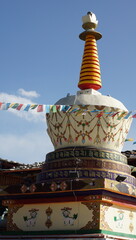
xmin=79 ymin=12 xmax=102 ymax=41
xmin=78 ymin=12 xmax=102 ymax=91
xmin=82 ymin=12 xmax=98 ymax=30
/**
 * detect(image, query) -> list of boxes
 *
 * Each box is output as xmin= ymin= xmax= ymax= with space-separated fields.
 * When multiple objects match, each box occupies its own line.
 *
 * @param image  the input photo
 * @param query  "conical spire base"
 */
xmin=78 ymin=34 xmax=102 ymax=91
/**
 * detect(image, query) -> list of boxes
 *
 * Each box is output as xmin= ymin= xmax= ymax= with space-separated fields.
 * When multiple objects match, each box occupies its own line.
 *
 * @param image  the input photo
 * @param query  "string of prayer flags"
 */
xmin=0 ymin=102 xmax=135 ymax=121
xmin=0 ymin=101 xmax=135 ymax=146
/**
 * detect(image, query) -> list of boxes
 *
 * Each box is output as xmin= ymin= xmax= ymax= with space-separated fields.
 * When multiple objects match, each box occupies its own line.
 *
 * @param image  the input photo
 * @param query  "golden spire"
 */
xmin=78 ymin=12 xmax=102 ymax=91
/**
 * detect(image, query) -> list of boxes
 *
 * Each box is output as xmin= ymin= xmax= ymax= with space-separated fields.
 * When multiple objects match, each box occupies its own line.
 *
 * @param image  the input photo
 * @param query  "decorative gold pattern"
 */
xmin=129 ymin=211 xmax=134 ymax=220
xmin=129 ymin=211 xmax=134 ymax=232
xmin=7 ymin=204 xmax=24 ymax=231
xmin=45 ymin=207 xmax=53 ymax=228
xmin=50 ymin=181 xmax=67 ymax=191
xmin=21 ymin=184 xmax=36 ymax=193
xmin=129 ymin=223 xmax=134 ymax=232
xmin=80 ymin=202 xmax=99 ymax=230
xmin=100 ymin=203 xmax=113 ymax=231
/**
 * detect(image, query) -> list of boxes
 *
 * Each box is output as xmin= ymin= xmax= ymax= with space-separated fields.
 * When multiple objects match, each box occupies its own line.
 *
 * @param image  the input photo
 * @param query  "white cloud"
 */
xmin=0 ymin=131 xmax=53 ymax=164
xmin=18 ymin=88 xmax=40 ymax=98
xmin=0 ymin=92 xmax=34 ymax=104
xmin=0 ymin=92 xmax=44 ymax=122
xmin=0 ymin=90 xmax=53 ymax=164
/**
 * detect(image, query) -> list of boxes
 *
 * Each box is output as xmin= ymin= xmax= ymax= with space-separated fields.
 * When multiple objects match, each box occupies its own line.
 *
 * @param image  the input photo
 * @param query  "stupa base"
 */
xmin=1 ymin=189 xmax=136 ymax=239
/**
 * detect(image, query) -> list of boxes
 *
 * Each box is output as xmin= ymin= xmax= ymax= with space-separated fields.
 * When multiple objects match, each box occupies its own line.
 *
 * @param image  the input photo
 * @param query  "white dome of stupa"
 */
xmin=55 ymin=89 xmax=127 ymax=111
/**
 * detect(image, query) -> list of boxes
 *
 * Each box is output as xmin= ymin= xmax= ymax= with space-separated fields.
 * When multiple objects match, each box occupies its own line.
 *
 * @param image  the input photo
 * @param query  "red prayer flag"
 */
xmin=16 ymin=104 xmax=23 ymax=110
xmin=111 ymin=112 xmax=119 ymax=117
xmin=132 ymin=114 xmax=136 ymax=118
xmin=96 ymin=111 xmax=104 ymax=118
xmin=0 ymin=102 xmax=3 ymax=109
xmin=37 ymin=105 xmax=43 ymax=112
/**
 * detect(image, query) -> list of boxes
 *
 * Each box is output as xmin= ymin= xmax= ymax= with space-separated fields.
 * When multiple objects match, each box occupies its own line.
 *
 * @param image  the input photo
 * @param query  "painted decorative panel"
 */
xmin=7 ymin=202 xmax=98 ymax=232
xmin=100 ymin=203 xmax=136 ymax=235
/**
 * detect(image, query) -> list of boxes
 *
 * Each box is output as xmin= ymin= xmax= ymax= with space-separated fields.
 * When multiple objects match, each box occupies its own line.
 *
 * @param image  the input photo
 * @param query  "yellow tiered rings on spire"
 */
xmin=78 ymin=12 xmax=102 ymax=90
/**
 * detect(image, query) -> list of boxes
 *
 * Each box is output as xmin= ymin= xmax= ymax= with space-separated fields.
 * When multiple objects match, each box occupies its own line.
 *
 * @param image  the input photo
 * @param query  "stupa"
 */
xmin=1 ymin=12 xmax=136 ymax=240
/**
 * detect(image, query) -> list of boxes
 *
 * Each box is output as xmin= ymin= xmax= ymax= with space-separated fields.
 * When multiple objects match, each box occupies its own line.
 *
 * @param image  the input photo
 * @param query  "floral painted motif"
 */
xmin=61 ymin=207 xmax=78 ymax=225
xmin=114 ymin=210 xmax=124 ymax=229
xmin=23 ymin=208 xmax=39 ymax=227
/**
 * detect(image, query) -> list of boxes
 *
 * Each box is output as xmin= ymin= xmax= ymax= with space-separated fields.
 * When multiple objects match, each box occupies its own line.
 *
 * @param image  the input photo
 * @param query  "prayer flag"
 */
xmin=45 ymin=105 xmax=50 ymax=113
xmin=52 ymin=105 xmax=57 ymax=113
xmin=125 ymin=138 xmax=134 ymax=142
xmin=124 ymin=111 xmax=132 ymax=119
xmin=69 ymin=108 xmax=79 ymax=113
xmin=132 ymin=113 xmax=136 ymax=118
xmin=37 ymin=105 xmax=43 ymax=112
xmin=17 ymin=104 xmax=23 ymax=110
xmin=0 ymin=102 xmax=2 ymax=109
xmin=96 ymin=111 xmax=104 ymax=118
xmin=5 ymin=103 xmax=11 ymax=109
xmin=104 ymin=111 xmax=113 ymax=115
xmin=24 ymin=104 xmax=31 ymax=111
xmin=91 ymin=109 xmax=100 ymax=113
xmin=1 ymin=103 xmax=7 ymax=110
xmin=12 ymin=103 xmax=19 ymax=109
xmin=111 ymin=112 xmax=119 ymax=117
xmin=61 ymin=105 xmax=71 ymax=112
xmin=9 ymin=103 xmax=15 ymax=108
xmin=117 ymin=112 xmax=126 ymax=120
xmin=76 ymin=110 xmax=83 ymax=116
xmin=56 ymin=105 xmax=60 ymax=110
xmin=30 ymin=104 xmax=38 ymax=109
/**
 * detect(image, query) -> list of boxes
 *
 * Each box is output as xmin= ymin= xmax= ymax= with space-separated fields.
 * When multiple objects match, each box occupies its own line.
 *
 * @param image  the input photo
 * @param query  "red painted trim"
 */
xmin=78 ymin=83 xmax=101 ymax=90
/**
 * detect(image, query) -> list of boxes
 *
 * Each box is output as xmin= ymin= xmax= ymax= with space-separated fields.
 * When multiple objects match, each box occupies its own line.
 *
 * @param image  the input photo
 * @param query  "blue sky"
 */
xmin=0 ymin=0 xmax=136 ymax=164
